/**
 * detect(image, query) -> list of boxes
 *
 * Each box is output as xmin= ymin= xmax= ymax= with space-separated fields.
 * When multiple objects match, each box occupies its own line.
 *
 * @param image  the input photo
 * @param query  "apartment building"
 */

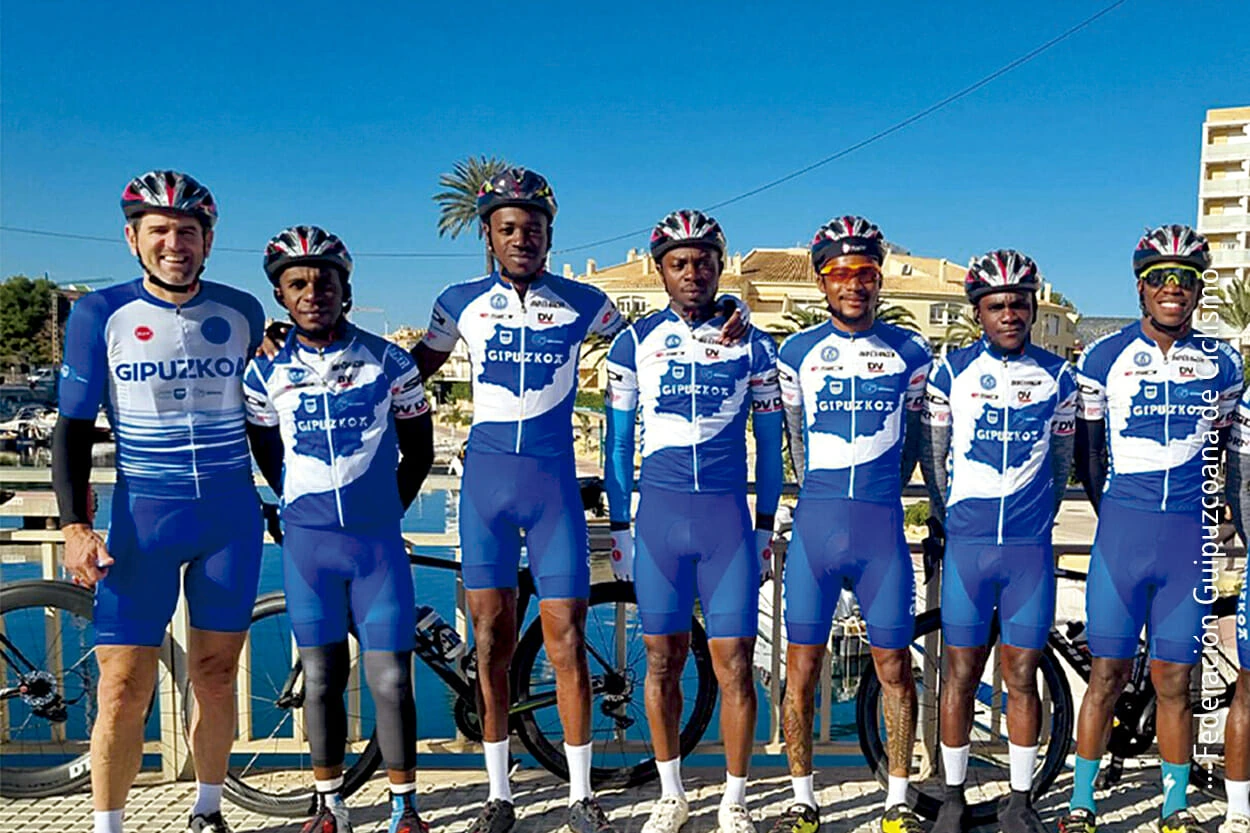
xmin=1198 ymin=106 xmax=1250 ymax=341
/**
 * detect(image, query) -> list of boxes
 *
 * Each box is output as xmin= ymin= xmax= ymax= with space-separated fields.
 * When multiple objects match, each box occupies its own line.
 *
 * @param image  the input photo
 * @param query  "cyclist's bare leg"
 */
xmin=938 ymin=644 xmax=990 ymax=747
xmin=643 ymin=633 xmax=690 ymax=762
xmin=91 ymin=645 xmax=160 ymax=810
xmin=999 ymin=645 xmax=1044 ymax=745
xmin=709 ymin=636 xmax=757 ymax=777
xmin=1151 ymin=658 xmax=1196 ymax=765
xmin=782 ymin=643 xmax=825 ymax=776
xmin=186 ymin=627 xmax=248 ymax=784
xmin=538 ymin=597 xmax=591 ymax=745
xmin=1074 ymin=656 xmax=1133 ymax=758
xmin=872 ymin=645 xmax=917 ymax=778
xmin=1226 ymin=669 xmax=1250 ymax=780
xmin=467 ymin=588 xmax=518 ymax=742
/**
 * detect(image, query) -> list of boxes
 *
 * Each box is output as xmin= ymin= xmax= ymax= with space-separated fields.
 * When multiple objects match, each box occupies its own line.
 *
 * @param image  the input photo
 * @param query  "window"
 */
xmin=617 ymin=295 xmax=649 ymax=317
xmin=1045 ymin=315 xmax=1060 ymax=336
xmin=929 ymin=302 xmax=964 ymax=326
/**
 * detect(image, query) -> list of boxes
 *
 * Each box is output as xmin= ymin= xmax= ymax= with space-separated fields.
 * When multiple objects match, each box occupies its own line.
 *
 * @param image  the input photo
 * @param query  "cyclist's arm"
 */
xmin=243 ymin=361 xmax=283 ymax=494
xmin=918 ymin=394 xmax=950 ymax=527
xmin=396 ymin=413 xmax=434 ymax=510
xmin=603 ymin=330 xmax=639 ymax=529
xmin=899 ymin=343 xmax=933 ymax=489
xmin=749 ymin=335 xmax=784 ymax=527
xmin=51 ymin=417 xmax=95 ymax=526
xmin=53 ymin=294 xmax=108 ymax=527
xmin=777 ymin=358 xmax=806 ymax=489
xmin=1227 ymin=399 xmax=1250 ymax=544
xmin=1073 ymin=418 xmax=1106 ymax=514
xmin=1050 ymin=367 xmax=1078 ymax=515
xmin=413 ymin=295 xmax=462 ymax=380
xmin=246 ymin=422 xmax=284 ymax=495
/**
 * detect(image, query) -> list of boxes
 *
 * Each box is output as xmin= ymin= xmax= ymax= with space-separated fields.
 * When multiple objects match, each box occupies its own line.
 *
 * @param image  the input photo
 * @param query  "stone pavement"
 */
xmin=0 ymin=767 xmax=1227 ymax=833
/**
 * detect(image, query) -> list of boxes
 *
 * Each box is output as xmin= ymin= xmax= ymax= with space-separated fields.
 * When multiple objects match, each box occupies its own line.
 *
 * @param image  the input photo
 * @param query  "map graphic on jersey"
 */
xmin=292 ymin=374 xmax=389 ymax=464
xmin=654 ymin=358 xmax=747 ymax=421
xmin=1122 ymin=383 xmax=1202 ymax=444
xmin=966 ymin=400 xmax=1049 ymax=473
xmin=810 ymin=371 xmax=903 ymax=440
xmin=478 ymin=323 xmax=573 ymax=394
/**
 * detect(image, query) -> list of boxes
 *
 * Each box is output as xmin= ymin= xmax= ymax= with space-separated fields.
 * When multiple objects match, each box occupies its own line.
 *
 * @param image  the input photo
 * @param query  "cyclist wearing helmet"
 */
xmin=52 ymin=170 xmax=266 ymax=833
xmin=413 ymin=169 xmax=748 ymax=833
xmin=773 ymin=216 xmax=932 ymax=833
xmin=243 ymin=226 xmax=434 ymax=833
xmin=603 ymin=210 xmax=784 ymax=833
xmin=1061 ymin=225 xmax=1242 ymax=833
xmin=1219 ymin=393 xmax=1250 ymax=833
xmin=919 ymin=250 xmax=1076 ymax=833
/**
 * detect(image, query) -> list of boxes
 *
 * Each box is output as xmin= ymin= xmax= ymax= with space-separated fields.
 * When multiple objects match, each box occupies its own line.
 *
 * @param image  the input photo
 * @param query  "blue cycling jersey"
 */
xmin=604 ymin=310 xmax=783 ymax=498
xmin=242 ymin=324 xmax=430 ymax=530
xmin=58 ymin=277 xmax=265 ymax=499
xmin=778 ymin=320 xmax=931 ymax=502
xmin=923 ymin=338 xmax=1077 ymax=543
xmin=1076 ymin=322 xmax=1242 ymax=513
xmin=422 ymin=271 xmax=625 ymax=457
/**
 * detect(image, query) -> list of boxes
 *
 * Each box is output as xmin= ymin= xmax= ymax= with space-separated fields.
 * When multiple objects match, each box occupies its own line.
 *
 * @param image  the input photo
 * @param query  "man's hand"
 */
xmin=718 ymin=299 xmax=750 ymax=345
xmin=257 ymin=321 xmax=291 ymax=359
xmin=755 ymin=528 xmax=777 ymax=583
xmin=609 ymin=527 xmax=634 ymax=582
xmin=63 ymin=523 xmax=113 ymax=588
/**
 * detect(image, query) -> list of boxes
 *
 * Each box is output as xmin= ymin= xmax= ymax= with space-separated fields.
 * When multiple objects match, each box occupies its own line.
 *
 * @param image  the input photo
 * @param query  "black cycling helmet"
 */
xmin=121 ymin=170 xmax=218 ymax=230
xmin=810 ymin=216 xmax=886 ymax=272
xmin=476 ymin=167 xmax=558 ymax=222
xmin=1133 ymin=224 xmax=1211 ymax=276
xmin=650 ymin=209 xmax=727 ymax=263
xmin=964 ymin=249 xmax=1042 ymax=304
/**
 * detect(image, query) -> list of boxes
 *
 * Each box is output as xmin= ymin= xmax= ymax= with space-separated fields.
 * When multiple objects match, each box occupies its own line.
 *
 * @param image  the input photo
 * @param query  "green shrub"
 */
xmin=902 ymin=499 xmax=931 ymax=527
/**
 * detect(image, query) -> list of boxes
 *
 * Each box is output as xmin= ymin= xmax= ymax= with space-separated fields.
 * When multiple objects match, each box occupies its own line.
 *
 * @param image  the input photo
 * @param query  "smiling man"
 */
xmin=1061 ymin=225 xmax=1243 ymax=833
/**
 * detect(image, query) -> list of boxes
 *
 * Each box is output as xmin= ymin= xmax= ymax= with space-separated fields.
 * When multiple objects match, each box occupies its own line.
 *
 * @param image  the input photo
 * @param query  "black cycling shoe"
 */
xmin=187 ymin=812 xmax=233 ymax=833
xmin=568 ymin=797 xmax=618 ymax=833
xmin=466 ymin=799 xmax=516 ymax=833
xmin=768 ymin=803 xmax=820 ymax=833
xmin=999 ymin=790 xmax=1048 ymax=833
xmin=931 ymin=785 xmax=967 ymax=833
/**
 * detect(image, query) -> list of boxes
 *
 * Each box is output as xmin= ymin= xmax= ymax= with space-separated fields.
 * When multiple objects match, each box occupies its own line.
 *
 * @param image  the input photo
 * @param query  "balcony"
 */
xmin=1198 ymin=213 xmax=1250 ymax=232
xmin=1212 ymin=249 xmax=1250 ymax=268
xmin=1200 ymin=177 xmax=1250 ymax=198
xmin=1203 ymin=141 xmax=1250 ymax=162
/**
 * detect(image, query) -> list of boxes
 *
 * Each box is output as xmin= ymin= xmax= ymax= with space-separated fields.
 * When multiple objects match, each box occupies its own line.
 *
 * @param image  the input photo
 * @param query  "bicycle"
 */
xmin=220 ymin=480 xmax=719 ymax=817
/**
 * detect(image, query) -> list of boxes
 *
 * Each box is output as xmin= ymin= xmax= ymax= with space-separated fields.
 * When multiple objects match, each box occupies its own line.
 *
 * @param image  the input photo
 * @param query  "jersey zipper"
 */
xmin=997 ymin=355 xmax=1009 ymax=545
xmin=318 ymin=348 xmax=346 ymax=526
xmin=516 ymin=294 xmax=527 ymax=454
xmin=848 ymin=335 xmax=857 ymax=500
xmin=690 ymin=346 xmax=700 ymax=492
xmin=176 ymin=305 xmax=202 ymax=499
xmin=1161 ymin=347 xmax=1170 ymax=512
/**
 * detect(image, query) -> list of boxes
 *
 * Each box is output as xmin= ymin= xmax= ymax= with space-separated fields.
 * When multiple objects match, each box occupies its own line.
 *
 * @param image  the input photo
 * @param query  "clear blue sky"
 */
xmin=3 ymin=0 xmax=1248 ymax=327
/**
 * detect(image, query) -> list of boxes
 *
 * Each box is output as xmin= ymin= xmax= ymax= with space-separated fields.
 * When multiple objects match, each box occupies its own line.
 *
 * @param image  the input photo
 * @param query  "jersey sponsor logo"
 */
xmin=861 ymin=349 xmax=897 ymax=358
xmin=431 ymin=309 xmax=447 ymax=326
xmin=1053 ymin=417 xmax=1075 ymax=436
xmin=479 ymin=323 xmax=573 ymax=393
xmin=1134 ymin=351 xmax=1152 ymax=367
xmin=968 ymin=401 xmax=1048 ymax=471
xmin=490 ymin=294 xmax=508 ymax=310
xmin=528 ymin=298 xmax=566 ymax=309
xmin=866 ymin=361 xmax=884 ymax=373
xmin=1123 ymin=382 xmax=1212 ymax=439
xmin=200 ymin=316 xmax=231 ymax=345
xmin=292 ymin=374 xmax=388 ymax=464
xmin=537 ymin=311 xmax=555 ymax=324
xmin=980 ymin=374 xmax=996 ymax=390
xmin=601 ymin=310 xmax=614 ymax=324
xmin=287 ymin=368 xmax=308 ymax=383
xmin=810 ymin=371 xmax=904 ymax=439
xmin=114 ymin=356 xmax=247 ymax=383
xmin=1016 ymin=390 xmax=1033 ymax=403
xmin=821 ymin=346 xmax=839 ymax=362
xmin=134 ymin=325 xmax=153 ymax=342
xmin=665 ymin=334 xmax=682 ymax=349
xmin=705 ymin=347 xmax=721 ymax=359
xmin=654 ymin=358 xmax=744 ymax=420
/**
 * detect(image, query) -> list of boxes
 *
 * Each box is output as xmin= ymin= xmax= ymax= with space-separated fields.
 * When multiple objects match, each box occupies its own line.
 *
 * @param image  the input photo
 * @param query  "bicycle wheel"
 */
xmin=856 ymin=608 xmax=1073 ymax=825
xmin=0 ymin=579 xmax=100 ymax=798
xmin=220 ymin=592 xmax=382 ymax=817
xmin=1191 ymin=593 xmax=1239 ymax=800
xmin=511 ymin=580 xmax=718 ymax=789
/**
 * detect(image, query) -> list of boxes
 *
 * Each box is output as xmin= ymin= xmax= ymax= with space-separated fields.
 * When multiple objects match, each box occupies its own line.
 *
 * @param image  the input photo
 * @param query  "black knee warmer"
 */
xmin=299 ymin=641 xmax=350 ymax=768
xmin=363 ymin=650 xmax=416 ymax=773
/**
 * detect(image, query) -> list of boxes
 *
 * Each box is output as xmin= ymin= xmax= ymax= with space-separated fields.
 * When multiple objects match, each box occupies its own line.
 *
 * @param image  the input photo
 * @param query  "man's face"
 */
xmin=659 ymin=246 xmax=721 ymax=312
xmin=1138 ymin=261 xmax=1200 ymax=329
xmin=276 ymin=265 xmax=344 ymax=335
xmin=124 ymin=210 xmax=212 ymax=286
xmin=816 ymin=253 xmax=881 ymax=326
xmin=486 ymin=206 xmax=550 ymax=279
xmin=976 ymin=290 xmax=1034 ymax=352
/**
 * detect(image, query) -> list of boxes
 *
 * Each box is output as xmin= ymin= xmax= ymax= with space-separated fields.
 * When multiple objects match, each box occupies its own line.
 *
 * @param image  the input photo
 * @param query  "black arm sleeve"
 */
xmin=52 ymin=416 xmax=95 ymax=527
xmin=246 ymin=422 xmax=285 ymax=496
xmin=1074 ymin=418 xmax=1107 ymax=514
xmin=396 ymin=412 xmax=434 ymax=511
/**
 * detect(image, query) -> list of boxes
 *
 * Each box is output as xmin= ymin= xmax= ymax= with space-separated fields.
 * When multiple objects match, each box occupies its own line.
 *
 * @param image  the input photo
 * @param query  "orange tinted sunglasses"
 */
xmin=818 ymin=263 xmax=881 ymax=285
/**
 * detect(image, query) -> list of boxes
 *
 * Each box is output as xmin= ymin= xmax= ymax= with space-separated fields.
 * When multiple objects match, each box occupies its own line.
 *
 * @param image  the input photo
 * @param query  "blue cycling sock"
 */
xmin=1161 ymin=760 xmax=1189 ymax=818
xmin=1069 ymin=755 xmax=1100 ymax=813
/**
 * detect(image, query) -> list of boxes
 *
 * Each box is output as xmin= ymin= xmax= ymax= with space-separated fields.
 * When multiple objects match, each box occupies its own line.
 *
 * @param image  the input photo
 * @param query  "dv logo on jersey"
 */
xmin=537 ymin=312 xmax=554 ymax=324
xmin=1017 ymin=390 xmax=1032 ymax=403
xmin=866 ymin=361 xmax=884 ymax=373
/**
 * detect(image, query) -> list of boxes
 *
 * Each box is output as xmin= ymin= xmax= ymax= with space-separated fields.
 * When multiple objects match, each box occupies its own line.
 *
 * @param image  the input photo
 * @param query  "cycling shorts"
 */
xmin=96 ymin=478 xmax=263 ymax=647
xmin=784 ymin=498 xmax=915 ymax=649
xmin=459 ymin=450 xmax=589 ymax=600
xmin=282 ymin=524 xmax=416 ymax=652
xmin=1086 ymin=497 xmax=1210 ymax=664
xmin=634 ymin=487 xmax=756 ymax=639
xmin=941 ymin=539 xmax=1055 ymax=650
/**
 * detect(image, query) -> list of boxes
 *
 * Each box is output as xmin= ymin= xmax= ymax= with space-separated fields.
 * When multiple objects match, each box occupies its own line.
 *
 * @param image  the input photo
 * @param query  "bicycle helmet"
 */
xmin=964 ymin=249 xmax=1041 ymax=304
xmin=121 ymin=170 xmax=218 ymax=229
xmin=264 ymin=225 xmax=354 ymax=311
xmin=475 ymin=167 xmax=558 ymax=222
xmin=811 ymin=216 xmax=886 ymax=272
xmin=1132 ymin=224 xmax=1210 ymax=276
xmin=650 ymin=209 xmax=727 ymax=262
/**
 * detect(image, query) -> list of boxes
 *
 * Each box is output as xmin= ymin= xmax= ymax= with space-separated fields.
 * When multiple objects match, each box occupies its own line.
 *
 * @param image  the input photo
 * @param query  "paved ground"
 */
xmin=0 ymin=767 xmax=1228 ymax=832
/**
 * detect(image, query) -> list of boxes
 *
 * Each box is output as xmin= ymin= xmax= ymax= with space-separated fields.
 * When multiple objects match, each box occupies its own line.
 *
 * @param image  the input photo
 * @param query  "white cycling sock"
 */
xmin=1009 ymin=743 xmax=1038 ymax=793
xmin=941 ymin=743 xmax=969 ymax=786
xmin=791 ymin=774 xmax=817 ymax=810
xmin=566 ymin=741 xmax=593 ymax=806
xmin=885 ymin=775 xmax=909 ymax=810
xmin=722 ymin=773 xmax=747 ymax=807
xmin=483 ymin=739 xmax=512 ymax=803
xmin=657 ymin=757 xmax=685 ymax=798
xmin=94 ymin=809 xmax=123 ymax=833
xmin=1228 ymin=779 xmax=1250 ymax=818
xmin=314 ymin=775 xmax=344 ymax=795
xmin=190 ymin=782 xmax=223 ymax=817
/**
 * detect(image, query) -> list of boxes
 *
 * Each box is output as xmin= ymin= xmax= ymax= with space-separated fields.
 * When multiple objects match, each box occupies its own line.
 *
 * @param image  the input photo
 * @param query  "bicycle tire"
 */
xmin=1191 ymin=593 xmax=1239 ymax=800
xmin=0 ymin=579 xmax=101 ymax=798
xmin=511 ymin=580 xmax=718 ymax=789
xmin=220 ymin=592 xmax=382 ymax=817
xmin=855 ymin=608 xmax=1073 ymax=824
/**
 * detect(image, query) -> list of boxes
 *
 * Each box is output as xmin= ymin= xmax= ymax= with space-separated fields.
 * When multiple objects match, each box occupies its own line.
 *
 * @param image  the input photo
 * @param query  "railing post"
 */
xmin=159 ymin=592 xmax=194 ymax=781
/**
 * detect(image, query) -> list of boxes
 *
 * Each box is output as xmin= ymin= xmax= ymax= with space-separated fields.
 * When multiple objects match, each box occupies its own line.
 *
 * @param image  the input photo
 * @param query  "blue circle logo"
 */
xmin=490 ymin=294 xmax=508 ymax=310
xmin=200 ymin=316 xmax=231 ymax=345
xmin=821 ymin=346 xmax=839 ymax=362
xmin=861 ymin=381 xmax=877 ymax=394
xmin=665 ymin=334 xmax=682 ymax=349
xmin=980 ymin=374 xmax=997 ymax=390
xmin=1134 ymin=351 xmax=1151 ymax=367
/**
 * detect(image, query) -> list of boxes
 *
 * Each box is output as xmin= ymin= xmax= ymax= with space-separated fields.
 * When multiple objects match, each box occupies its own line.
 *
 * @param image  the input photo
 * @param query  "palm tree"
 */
xmin=1214 ymin=276 xmax=1250 ymax=342
xmin=581 ymin=308 xmax=650 ymax=383
xmin=774 ymin=306 xmax=827 ymax=336
xmin=875 ymin=300 xmax=920 ymax=332
xmin=943 ymin=309 xmax=982 ymax=350
xmin=433 ymin=155 xmax=511 ymax=273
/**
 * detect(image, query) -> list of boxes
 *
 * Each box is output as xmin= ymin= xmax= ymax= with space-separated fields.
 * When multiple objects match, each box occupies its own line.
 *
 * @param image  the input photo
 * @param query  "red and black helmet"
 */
xmin=1132 ymin=224 xmax=1211 ymax=276
xmin=475 ymin=167 xmax=558 ymax=222
xmin=650 ymin=209 xmax=727 ymax=263
xmin=810 ymin=216 xmax=886 ymax=272
xmin=964 ymin=249 xmax=1041 ymax=304
xmin=121 ymin=170 xmax=218 ymax=229
xmin=263 ymin=225 xmax=353 ymax=284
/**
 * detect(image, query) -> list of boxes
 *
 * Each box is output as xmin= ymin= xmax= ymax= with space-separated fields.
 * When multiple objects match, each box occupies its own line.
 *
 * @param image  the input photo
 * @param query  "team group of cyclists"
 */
xmin=44 ymin=166 xmax=1250 ymax=833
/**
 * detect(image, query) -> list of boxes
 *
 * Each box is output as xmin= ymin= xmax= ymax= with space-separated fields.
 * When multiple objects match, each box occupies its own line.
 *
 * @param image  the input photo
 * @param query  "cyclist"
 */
xmin=413 ymin=168 xmax=747 ymax=833
xmin=919 ymin=250 xmax=1076 ymax=833
xmin=772 ymin=216 xmax=932 ymax=833
xmin=1220 ymin=390 xmax=1250 ymax=833
xmin=1063 ymin=225 xmax=1243 ymax=833
xmin=603 ymin=210 xmax=784 ymax=833
xmin=243 ymin=226 xmax=435 ymax=833
xmin=52 ymin=170 xmax=266 ymax=833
